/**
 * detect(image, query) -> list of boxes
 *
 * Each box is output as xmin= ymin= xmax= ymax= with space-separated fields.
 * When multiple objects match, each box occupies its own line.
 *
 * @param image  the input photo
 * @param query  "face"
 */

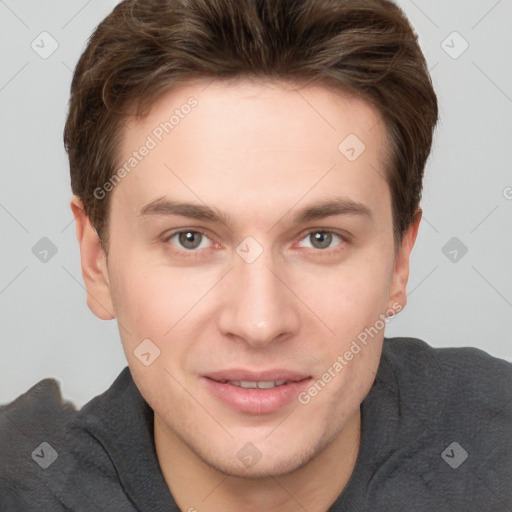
xmin=73 ymin=78 xmax=418 ymax=478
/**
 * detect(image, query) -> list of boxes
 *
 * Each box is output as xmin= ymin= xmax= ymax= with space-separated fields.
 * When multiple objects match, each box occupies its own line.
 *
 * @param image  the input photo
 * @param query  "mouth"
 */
xmin=215 ymin=379 xmax=288 ymax=389
xmin=202 ymin=370 xmax=312 ymax=414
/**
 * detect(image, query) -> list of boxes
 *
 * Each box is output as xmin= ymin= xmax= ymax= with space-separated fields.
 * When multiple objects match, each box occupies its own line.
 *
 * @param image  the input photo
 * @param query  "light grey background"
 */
xmin=1 ymin=0 xmax=511 ymax=409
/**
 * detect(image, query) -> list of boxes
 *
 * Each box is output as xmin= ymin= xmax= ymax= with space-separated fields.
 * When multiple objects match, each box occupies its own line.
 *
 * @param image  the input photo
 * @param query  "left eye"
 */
xmin=167 ymin=230 xmax=212 ymax=251
xmin=297 ymin=231 xmax=343 ymax=250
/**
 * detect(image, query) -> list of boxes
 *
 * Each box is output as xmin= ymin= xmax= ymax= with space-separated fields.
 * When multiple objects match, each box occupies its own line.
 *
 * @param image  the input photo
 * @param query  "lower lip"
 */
xmin=203 ymin=377 xmax=312 ymax=414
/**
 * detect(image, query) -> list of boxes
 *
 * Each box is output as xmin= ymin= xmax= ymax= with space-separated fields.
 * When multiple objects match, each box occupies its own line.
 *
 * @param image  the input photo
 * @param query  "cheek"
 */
xmin=108 ymin=256 xmax=217 ymax=365
xmin=299 ymin=252 xmax=393 ymax=399
xmin=109 ymin=255 xmax=186 ymax=328
xmin=305 ymin=255 xmax=393 ymax=339
xmin=107 ymin=256 xmax=174 ymax=352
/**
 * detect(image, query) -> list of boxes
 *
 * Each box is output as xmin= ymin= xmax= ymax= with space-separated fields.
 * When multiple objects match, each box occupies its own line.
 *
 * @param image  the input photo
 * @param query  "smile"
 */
xmin=219 ymin=380 xmax=287 ymax=389
xmin=203 ymin=373 xmax=312 ymax=414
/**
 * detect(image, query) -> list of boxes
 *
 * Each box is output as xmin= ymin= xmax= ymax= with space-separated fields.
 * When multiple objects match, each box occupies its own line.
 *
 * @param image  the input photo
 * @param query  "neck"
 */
xmin=154 ymin=409 xmax=361 ymax=512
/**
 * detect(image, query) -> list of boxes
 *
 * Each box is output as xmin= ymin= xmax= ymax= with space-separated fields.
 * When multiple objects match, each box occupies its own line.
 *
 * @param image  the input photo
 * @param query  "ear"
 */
xmin=387 ymin=209 xmax=422 ymax=312
xmin=70 ymin=196 xmax=115 ymax=320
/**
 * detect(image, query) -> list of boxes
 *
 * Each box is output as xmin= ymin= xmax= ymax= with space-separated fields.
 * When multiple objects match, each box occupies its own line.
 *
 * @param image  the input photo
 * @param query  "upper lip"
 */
xmin=204 ymin=369 xmax=311 ymax=382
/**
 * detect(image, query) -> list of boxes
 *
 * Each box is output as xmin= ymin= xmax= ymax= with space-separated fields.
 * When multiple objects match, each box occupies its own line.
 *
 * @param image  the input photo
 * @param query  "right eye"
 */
xmin=164 ymin=230 xmax=214 ymax=253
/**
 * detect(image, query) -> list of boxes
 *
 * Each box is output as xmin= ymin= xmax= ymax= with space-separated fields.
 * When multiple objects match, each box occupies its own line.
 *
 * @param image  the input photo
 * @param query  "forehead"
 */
xmin=113 ymin=78 xmax=390 ymax=227
xmin=126 ymin=77 xmax=385 ymax=151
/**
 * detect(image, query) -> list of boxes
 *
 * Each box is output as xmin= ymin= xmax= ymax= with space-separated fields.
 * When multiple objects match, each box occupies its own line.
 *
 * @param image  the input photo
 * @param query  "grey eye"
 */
xmin=168 ymin=231 xmax=211 ymax=251
xmin=298 ymin=231 xmax=344 ymax=251
xmin=309 ymin=231 xmax=333 ymax=249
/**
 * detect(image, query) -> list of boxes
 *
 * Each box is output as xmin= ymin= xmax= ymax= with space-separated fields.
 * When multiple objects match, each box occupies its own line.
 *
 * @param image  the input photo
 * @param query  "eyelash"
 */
xmin=163 ymin=228 xmax=347 ymax=258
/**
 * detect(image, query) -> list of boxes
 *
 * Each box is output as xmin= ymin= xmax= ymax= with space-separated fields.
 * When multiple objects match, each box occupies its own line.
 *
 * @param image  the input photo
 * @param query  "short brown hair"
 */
xmin=64 ymin=0 xmax=438 ymax=250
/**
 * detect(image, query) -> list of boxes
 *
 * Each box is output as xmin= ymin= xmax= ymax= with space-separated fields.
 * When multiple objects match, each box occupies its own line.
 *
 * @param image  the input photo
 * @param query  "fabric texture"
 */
xmin=1 ymin=337 xmax=511 ymax=511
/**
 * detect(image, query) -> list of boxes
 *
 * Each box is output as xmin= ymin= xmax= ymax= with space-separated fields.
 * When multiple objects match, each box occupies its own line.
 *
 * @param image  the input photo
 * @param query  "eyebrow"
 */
xmin=139 ymin=195 xmax=372 ymax=227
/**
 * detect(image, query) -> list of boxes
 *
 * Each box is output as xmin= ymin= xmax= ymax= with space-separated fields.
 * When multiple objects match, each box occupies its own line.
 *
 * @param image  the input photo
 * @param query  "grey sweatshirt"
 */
xmin=1 ymin=337 xmax=511 ymax=511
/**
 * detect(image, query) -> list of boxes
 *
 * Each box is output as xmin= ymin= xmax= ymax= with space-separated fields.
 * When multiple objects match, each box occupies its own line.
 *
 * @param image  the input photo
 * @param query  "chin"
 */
xmin=206 ymin=452 xmax=312 ymax=479
xmin=195 ymin=431 xmax=326 ymax=479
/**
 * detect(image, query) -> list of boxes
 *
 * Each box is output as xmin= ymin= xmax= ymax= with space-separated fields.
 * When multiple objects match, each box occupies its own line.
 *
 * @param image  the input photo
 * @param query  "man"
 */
xmin=1 ymin=0 xmax=510 ymax=510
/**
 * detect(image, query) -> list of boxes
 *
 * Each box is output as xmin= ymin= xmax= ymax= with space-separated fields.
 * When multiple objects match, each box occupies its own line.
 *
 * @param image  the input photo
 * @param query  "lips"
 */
xmin=205 ymin=369 xmax=310 ymax=383
xmin=203 ymin=369 xmax=312 ymax=414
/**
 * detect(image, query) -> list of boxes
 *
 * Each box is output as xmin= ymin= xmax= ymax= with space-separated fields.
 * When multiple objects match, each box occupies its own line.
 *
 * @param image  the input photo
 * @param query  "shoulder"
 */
xmin=0 ymin=378 xmax=78 ymax=510
xmin=0 ymin=377 xmax=77 ymax=443
xmin=0 ymin=370 xmax=143 ymax=511
xmin=1 ymin=376 xmax=76 ymax=412
xmin=366 ymin=338 xmax=512 ymax=509
xmin=381 ymin=336 xmax=512 ymax=407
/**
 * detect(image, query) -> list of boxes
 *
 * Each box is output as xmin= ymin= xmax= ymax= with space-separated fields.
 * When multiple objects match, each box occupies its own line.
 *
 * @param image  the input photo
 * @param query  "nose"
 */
xmin=217 ymin=243 xmax=300 ymax=348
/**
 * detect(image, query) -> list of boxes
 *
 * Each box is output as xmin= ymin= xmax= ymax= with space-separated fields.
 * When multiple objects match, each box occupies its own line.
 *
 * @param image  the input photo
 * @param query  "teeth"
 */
xmin=228 ymin=380 xmax=287 ymax=389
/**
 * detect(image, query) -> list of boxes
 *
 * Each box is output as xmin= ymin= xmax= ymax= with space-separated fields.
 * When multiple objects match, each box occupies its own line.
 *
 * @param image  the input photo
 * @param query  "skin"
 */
xmin=71 ymin=78 xmax=421 ymax=512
